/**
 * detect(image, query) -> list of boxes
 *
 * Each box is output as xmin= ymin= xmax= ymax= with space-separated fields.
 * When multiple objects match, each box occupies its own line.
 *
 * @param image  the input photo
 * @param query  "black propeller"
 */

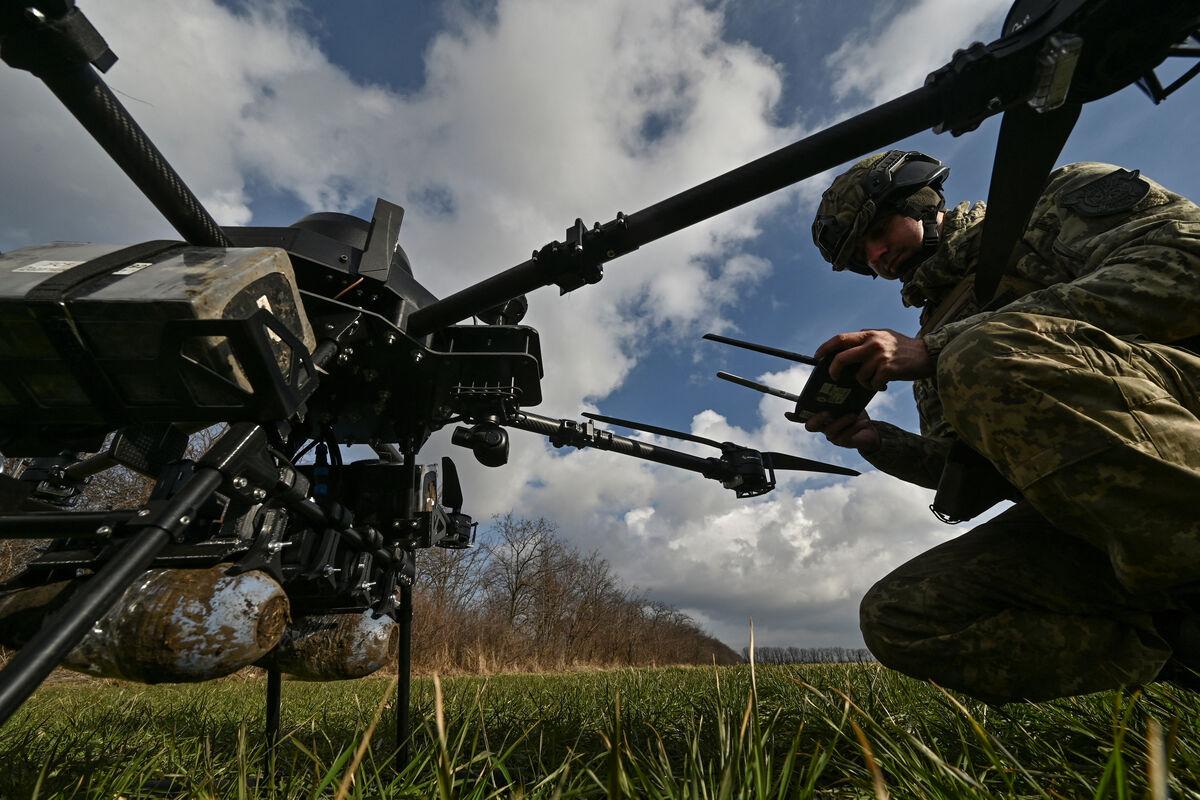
xmin=582 ymin=411 xmax=722 ymax=448
xmin=764 ymin=452 xmax=858 ymax=477
xmin=582 ymin=412 xmax=858 ymax=477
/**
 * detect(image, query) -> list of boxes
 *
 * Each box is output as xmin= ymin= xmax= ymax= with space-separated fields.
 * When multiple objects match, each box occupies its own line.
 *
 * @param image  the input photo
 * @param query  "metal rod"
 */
xmin=395 ymin=448 xmax=416 ymax=770
xmin=0 ymin=466 xmax=223 ymax=726
xmin=0 ymin=510 xmax=135 ymax=539
xmin=396 ymin=581 xmax=413 ymax=769
xmin=1162 ymin=59 xmax=1200 ymax=96
xmin=405 ymin=85 xmax=942 ymax=336
xmin=61 ymin=452 xmax=117 ymax=482
xmin=703 ymin=333 xmax=818 ymax=365
xmin=716 ymin=371 xmax=801 ymax=403
xmin=264 ymin=666 xmax=282 ymax=781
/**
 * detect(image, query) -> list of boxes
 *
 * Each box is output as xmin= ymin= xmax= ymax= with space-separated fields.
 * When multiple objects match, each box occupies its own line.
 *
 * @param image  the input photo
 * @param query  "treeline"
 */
xmin=744 ymin=646 xmax=875 ymax=664
xmin=412 ymin=513 xmax=742 ymax=672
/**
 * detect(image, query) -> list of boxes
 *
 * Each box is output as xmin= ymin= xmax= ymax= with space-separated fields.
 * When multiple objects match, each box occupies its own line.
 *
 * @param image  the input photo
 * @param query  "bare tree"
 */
xmin=407 ymin=512 xmax=743 ymax=673
xmin=482 ymin=513 xmax=557 ymax=630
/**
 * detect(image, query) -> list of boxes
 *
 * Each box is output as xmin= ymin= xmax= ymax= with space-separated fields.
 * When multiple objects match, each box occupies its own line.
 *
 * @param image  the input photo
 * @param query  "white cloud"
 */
xmin=825 ymin=0 xmax=1011 ymax=107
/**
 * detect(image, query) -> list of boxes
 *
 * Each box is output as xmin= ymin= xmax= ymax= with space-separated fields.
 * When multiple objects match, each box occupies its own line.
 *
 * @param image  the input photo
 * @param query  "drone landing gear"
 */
xmin=397 ymin=579 xmax=414 ymax=769
xmin=255 ymin=447 xmax=419 ymax=780
xmin=263 ymin=666 xmax=282 ymax=780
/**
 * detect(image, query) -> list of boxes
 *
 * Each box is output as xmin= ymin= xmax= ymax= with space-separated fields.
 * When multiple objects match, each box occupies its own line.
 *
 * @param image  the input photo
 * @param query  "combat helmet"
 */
xmin=812 ymin=150 xmax=949 ymax=276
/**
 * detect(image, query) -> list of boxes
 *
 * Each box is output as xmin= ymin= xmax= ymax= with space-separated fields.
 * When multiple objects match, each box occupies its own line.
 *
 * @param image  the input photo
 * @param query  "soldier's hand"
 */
xmin=815 ymin=329 xmax=934 ymax=390
xmin=802 ymin=410 xmax=880 ymax=453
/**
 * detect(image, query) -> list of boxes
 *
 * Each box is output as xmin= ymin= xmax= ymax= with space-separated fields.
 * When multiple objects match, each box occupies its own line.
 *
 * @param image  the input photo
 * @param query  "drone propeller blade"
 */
xmin=581 ymin=412 xmax=722 ymax=449
xmin=763 ymin=451 xmax=859 ymax=477
xmin=973 ymin=101 xmax=1081 ymax=305
xmin=716 ymin=371 xmax=800 ymax=403
xmin=703 ymin=333 xmax=819 ymax=366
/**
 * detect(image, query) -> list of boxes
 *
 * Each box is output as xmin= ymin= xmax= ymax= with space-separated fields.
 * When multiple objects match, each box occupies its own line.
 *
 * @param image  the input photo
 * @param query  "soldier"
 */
xmin=807 ymin=150 xmax=1200 ymax=702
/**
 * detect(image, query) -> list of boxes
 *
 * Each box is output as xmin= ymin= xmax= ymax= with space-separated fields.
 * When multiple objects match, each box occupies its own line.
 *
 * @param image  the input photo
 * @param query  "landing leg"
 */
xmin=264 ymin=666 xmax=281 ymax=779
xmin=395 ymin=447 xmax=417 ymax=771
xmin=396 ymin=568 xmax=414 ymax=768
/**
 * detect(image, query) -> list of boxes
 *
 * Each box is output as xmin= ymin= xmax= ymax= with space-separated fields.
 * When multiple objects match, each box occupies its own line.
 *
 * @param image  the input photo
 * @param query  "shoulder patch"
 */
xmin=1059 ymin=168 xmax=1150 ymax=217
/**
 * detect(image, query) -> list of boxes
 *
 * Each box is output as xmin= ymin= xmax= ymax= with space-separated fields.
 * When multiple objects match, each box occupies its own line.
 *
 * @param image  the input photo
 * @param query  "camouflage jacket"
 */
xmin=861 ymin=162 xmax=1200 ymax=488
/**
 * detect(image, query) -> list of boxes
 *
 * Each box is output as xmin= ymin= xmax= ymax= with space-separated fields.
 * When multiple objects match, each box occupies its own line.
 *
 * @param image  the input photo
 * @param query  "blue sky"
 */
xmin=3 ymin=0 xmax=1198 ymax=649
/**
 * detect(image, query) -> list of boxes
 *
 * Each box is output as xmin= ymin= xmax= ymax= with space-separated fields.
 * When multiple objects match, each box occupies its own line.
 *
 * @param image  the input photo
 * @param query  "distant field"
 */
xmin=1 ymin=664 xmax=1197 ymax=798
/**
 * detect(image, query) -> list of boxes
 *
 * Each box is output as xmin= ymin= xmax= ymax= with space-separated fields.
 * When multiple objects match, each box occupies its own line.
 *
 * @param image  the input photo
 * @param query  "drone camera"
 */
xmin=452 ymin=421 xmax=509 ymax=467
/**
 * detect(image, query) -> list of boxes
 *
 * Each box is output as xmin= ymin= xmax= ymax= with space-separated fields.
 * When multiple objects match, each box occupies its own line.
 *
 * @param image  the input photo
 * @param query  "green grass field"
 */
xmin=1 ymin=664 xmax=1197 ymax=798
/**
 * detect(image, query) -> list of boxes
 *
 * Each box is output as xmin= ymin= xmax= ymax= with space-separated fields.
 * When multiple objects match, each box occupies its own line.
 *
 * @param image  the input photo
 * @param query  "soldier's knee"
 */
xmin=936 ymin=312 xmax=1044 ymax=441
xmin=858 ymin=576 xmax=913 ymax=671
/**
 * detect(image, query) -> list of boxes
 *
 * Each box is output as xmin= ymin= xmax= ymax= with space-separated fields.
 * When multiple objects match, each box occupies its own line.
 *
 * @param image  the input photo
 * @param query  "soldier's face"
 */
xmin=861 ymin=213 xmax=924 ymax=280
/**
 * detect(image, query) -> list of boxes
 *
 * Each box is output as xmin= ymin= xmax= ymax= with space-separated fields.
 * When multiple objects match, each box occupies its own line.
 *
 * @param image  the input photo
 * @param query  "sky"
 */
xmin=3 ymin=0 xmax=1199 ymax=651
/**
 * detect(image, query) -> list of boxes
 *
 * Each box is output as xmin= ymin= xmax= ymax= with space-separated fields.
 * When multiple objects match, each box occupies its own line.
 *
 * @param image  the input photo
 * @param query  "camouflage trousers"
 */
xmin=862 ymin=312 xmax=1200 ymax=702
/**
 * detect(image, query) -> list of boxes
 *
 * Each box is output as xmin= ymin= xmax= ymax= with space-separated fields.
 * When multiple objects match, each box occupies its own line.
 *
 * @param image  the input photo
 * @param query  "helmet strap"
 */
xmin=918 ymin=209 xmax=941 ymax=260
xmin=894 ymin=200 xmax=944 ymax=279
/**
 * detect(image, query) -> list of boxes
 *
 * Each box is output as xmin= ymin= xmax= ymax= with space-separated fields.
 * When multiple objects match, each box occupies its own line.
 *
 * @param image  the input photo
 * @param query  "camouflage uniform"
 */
xmin=853 ymin=163 xmax=1200 ymax=702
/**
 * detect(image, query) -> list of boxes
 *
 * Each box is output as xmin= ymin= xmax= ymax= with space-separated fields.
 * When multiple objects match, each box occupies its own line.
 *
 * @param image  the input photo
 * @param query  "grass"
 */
xmin=0 ymin=664 xmax=1198 ymax=798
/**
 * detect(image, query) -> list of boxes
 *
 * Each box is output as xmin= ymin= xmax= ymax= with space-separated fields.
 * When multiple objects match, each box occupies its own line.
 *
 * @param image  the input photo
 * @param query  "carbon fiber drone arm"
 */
xmin=508 ymin=411 xmax=730 ymax=482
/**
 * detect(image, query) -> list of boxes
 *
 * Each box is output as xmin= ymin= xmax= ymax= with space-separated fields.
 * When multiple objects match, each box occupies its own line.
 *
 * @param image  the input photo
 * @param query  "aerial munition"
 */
xmin=0 ymin=0 xmax=1196 ymax=776
xmin=0 ymin=564 xmax=397 ymax=682
xmin=0 ymin=565 xmax=288 ymax=682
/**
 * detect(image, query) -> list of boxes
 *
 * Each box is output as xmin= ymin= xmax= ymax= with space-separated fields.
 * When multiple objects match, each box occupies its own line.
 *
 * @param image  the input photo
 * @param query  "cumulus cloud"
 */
xmin=825 ymin=0 xmax=1011 ymax=107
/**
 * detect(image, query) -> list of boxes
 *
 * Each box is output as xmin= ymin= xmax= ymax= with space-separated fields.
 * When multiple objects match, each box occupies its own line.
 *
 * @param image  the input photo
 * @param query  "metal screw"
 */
xmin=322 ymin=564 xmax=341 ymax=576
xmin=360 ymin=581 xmax=376 ymax=590
xmin=392 ymin=520 xmax=402 ymax=528
xmin=136 ymin=509 xmax=150 ymax=517
xmin=268 ymin=541 xmax=294 ymax=554
xmin=178 ymin=516 xmax=191 ymax=526
xmin=412 ymin=351 xmax=424 ymax=364
xmin=96 ymin=525 xmax=113 ymax=536
xmin=384 ymin=333 xmax=397 ymax=346
xmin=251 ymin=488 xmax=267 ymax=501
xmin=232 ymin=477 xmax=248 ymax=489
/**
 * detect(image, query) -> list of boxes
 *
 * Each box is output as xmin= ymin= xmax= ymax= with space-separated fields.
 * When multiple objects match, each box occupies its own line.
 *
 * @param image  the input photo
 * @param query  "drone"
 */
xmin=0 ymin=0 xmax=1195 ymax=779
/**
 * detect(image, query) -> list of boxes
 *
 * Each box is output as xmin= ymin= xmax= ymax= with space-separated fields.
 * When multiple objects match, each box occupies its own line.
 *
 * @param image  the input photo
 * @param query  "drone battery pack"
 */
xmin=788 ymin=357 xmax=876 ymax=423
xmin=0 ymin=243 xmax=316 ymax=428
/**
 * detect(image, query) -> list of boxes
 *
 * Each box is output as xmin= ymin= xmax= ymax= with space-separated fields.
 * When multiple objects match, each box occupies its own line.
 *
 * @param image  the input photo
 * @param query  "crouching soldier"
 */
xmin=807 ymin=150 xmax=1200 ymax=702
